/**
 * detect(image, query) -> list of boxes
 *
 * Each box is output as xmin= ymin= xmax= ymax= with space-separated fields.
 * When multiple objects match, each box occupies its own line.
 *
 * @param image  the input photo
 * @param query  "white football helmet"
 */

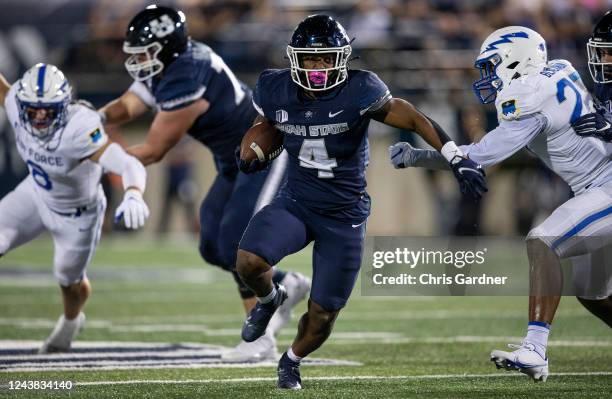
xmin=16 ymin=63 xmax=72 ymax=143
xmin=473 ymin=26 xmax=547 ymax=103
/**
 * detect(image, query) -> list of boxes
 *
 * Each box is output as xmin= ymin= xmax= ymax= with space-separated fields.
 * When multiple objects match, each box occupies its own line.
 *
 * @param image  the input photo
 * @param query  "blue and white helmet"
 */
xmin=16 ymin=63 xmax=72 ymax=142
xmin=473 ymin=26 xmax=547 ymax=104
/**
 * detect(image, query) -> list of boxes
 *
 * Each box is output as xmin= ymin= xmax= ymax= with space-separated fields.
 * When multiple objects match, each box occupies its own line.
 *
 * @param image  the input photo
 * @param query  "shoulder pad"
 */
xmin=253 ymin=69 xmax=291 ymax=118
xmin=351 ymin=70 xmax=391 ymax=114
xmin=63 ymin=105 xmax=107 ymax=157
xmin=495 ymin=74 xmax=550 ymax=121
xmin=155 ymin=55 xmax=206 ymax=111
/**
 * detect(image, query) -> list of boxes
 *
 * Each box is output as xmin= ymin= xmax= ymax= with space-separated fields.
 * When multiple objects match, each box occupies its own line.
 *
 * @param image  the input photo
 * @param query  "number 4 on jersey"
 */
xmin=298 ymin=139 xmax=337 ymax=178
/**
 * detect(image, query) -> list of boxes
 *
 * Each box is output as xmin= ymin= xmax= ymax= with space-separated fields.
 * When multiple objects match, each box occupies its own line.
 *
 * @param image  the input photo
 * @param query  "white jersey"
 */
xmin=4 ymin=84 xmax=108 ymax=211
xmin=462 ymin=59 xmax=612 ymax=194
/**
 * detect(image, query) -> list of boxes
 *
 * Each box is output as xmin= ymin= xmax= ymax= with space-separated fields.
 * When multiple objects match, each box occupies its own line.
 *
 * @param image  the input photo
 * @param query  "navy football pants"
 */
xmin=199 ymin=163 xmax=282 ymax=271
xmin=239 ymin=196 xmax=366 ymax=311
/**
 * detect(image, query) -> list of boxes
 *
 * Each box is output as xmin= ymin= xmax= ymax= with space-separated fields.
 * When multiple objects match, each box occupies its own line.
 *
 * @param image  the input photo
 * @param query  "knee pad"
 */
xmin=232 ymin=271 xmax=255 ymax=299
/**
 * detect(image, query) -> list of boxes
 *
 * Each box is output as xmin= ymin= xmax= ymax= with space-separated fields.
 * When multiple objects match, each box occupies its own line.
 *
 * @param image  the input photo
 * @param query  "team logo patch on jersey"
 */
xmin=501 ymin=99 xmax=520 ymax=120
xmin=89 ymin=129 xmax=102 ymax=143
xmin=276 ymin=109 xmax=288 ymax=123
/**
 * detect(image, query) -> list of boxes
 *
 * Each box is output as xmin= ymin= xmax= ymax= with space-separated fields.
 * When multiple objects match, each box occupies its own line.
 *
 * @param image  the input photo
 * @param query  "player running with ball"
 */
xmin=236 ymin=14 xmax=487 ymax=390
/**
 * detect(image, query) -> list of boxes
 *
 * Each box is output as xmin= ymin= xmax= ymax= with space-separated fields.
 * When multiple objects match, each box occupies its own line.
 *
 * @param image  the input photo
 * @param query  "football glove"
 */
xmin=115 ymin=189 xmax=150 ymax=229
xmin=571 ymin=112 xmax=612 ymax=142
xmin=388 ymin=142 xmax=418 ymax=168
xmin=235 ymin=146 xmax=269 ymax=174
xmin=449 ymin=156 xmax=488 ymax=200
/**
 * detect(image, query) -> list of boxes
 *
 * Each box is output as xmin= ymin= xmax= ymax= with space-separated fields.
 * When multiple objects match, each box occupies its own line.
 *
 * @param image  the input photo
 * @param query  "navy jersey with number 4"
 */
xmin=253 ymin=69 xmax=390 ymax=222
xmin=129 ymin=40 xmax=257 ymax=176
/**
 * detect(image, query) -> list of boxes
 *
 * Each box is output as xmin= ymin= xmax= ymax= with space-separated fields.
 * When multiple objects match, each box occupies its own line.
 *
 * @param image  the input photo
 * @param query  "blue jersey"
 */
xmin=129 ymin=40 xmax=256 ymax=177
xmin=253 ymin=69 xmax=391 ymax=222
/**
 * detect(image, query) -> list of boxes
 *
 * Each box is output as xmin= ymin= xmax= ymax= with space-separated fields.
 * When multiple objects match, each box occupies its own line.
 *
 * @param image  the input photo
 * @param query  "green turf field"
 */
xmin=0 ymin=235 xmax=610 ymax=398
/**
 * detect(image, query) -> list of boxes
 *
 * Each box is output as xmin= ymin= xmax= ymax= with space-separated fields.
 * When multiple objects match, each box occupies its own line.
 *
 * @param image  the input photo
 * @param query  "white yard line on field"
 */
xmin=71 ymin=372 xmax=612 ymax=386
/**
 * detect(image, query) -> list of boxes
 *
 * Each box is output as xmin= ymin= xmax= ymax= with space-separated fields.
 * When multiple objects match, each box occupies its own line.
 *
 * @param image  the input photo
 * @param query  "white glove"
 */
xmin=114 ymin=189 xmax=150 ymax=229
xmin=389 ymin=142 xmax=418 ymax=169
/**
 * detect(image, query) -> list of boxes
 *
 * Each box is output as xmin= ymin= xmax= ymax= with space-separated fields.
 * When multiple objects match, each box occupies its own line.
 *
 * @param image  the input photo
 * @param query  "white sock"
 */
xmin=287 ymin=347 xmax=302 ymax=363
xmin=525 ymin=321 xmax=550 ymax=357
xmin=257 ymin=285 xmax=277 ymax=304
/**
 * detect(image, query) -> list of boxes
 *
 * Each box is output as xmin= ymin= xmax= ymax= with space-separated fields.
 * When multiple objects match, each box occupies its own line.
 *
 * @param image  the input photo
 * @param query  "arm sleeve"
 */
xmin=128 ymin=81 xmax=156 ymax=108
xmin=98 ymin=142 xmax=147 ymax=192
xmin=411 ymin=148 xmax=449 ymax=170
xmin=459 ymin=114 xmax=547 ymax=167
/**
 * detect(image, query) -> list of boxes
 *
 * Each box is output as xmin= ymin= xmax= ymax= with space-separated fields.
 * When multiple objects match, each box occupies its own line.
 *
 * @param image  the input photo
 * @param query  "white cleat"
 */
xmin=268 ymin=272 xmax=310 ymax=335
xmin=491 ymin=342 xmax=549 ymax=382
xmin=39 ymin=312 xmax=86 ymax=354
xmin=221 ymin=331 xmax=278 ymax=363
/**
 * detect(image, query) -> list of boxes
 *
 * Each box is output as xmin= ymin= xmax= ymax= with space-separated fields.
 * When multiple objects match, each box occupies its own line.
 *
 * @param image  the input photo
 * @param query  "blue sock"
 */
xmin=525 ymin=321 xmax=550 ymax=357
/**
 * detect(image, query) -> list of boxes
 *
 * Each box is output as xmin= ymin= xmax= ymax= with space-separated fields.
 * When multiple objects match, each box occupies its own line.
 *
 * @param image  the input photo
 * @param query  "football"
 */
xmin=239 ymin=121 xmax=284 ymax=164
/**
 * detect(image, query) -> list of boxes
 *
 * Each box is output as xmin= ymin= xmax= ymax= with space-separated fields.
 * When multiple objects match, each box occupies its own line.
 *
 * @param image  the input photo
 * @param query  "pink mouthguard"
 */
xmin=308 ymin=71 xmax=327 ymax=85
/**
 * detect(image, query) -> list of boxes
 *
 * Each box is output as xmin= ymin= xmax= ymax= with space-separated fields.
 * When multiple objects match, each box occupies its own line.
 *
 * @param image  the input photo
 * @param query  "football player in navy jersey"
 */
xmin=98 ymin=5 xmax=311 ymax=362
xmin=235 ymin=14 xmax=487 ymax=390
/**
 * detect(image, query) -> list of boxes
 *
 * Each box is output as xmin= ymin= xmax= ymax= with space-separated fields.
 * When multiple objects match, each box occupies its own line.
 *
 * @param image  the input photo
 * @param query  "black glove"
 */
xmin=449 ymin=156 xmax=488 ymax=200
xmin=571 ymin=112 xmax=612 ymax=142
xmin=235 ymin=146 xmax=268 ymax=174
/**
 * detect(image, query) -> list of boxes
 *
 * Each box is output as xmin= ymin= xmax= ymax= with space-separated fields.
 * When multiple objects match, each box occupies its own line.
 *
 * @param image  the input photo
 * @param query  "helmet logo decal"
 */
xmin=36 ymin=64 xmax=47 ymax=98
xmin=150 ymin=15 xmax=176 ymax=38
xmin=482 ymin=32 xmax=529 ymax=53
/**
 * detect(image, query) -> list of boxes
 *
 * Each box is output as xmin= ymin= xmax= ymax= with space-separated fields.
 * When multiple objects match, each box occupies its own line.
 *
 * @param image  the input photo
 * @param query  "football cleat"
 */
xmin=221 ymin=331 xmax=278 ymax=363
xmin=490 ymin=342 xmax=549 ymax=382
xmin=268 ymin=272 xmax=310 ymax=335
xmin=241 ymin=284 xmax=287 ymax=342
xmin=39 ymin=312 xmax=85 ymax=354
xmin=277 ymin=352 xmax=302 ymax=390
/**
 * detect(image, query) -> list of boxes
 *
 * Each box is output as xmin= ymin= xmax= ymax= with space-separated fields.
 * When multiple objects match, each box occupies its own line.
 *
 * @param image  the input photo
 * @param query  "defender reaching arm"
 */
xmin=374 ymin=97 xmax=488 ymax=199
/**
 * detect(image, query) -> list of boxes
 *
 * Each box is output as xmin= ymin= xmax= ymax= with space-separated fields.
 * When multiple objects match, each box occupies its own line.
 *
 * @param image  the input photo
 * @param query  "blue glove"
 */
xmin=235 ymin=146 xmax=269 ymax=174
xmin=571 ymin=112 xmax=612 ymax=142
xmin=449 ymin=156 xmax=488 ymax=200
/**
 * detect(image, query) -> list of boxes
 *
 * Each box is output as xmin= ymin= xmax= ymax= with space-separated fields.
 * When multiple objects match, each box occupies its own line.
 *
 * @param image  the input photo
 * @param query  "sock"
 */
xmin=257 ymin=285 xmax=277 ymax=304
xmin=525 ymin=321 xmax=550 ymax=357
xmin=287 ymin=347 xmax=302 ymax=363
xmin=272 ymin=269 xmax=287 ymax=284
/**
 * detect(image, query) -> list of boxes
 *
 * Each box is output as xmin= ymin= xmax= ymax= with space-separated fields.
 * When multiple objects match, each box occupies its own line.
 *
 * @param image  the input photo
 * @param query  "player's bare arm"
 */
xmin=127 ymin=98 xmax=209 ymax=165
xmin=378 ymin=98 xmax=488 ymax=199
xmin=99 ymin=90 xmax=149 ymax=126
xmin=372 ymin=98 xmax=449 ymax=151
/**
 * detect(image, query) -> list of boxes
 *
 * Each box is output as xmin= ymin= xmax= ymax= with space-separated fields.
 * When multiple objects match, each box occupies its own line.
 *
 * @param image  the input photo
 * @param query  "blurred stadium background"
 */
xmin=1 ymin=0 xmax=610 ymax=237
xmin=1 ymin=2 xmax=612 ymax=396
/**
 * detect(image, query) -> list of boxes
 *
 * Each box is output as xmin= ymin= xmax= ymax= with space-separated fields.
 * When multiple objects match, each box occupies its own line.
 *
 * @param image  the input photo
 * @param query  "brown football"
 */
xmin=240 ymin=121 xmax=284 ymax=163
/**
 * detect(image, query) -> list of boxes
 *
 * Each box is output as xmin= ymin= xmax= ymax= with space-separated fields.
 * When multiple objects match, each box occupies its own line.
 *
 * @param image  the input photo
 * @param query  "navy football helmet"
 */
xmin=588 ymin=10 xmax=612 ymax=84
xmin=287 ymin=15 xmax=352 ymax=91
xmin=123 ymin=5 xmax=189 ymax=81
